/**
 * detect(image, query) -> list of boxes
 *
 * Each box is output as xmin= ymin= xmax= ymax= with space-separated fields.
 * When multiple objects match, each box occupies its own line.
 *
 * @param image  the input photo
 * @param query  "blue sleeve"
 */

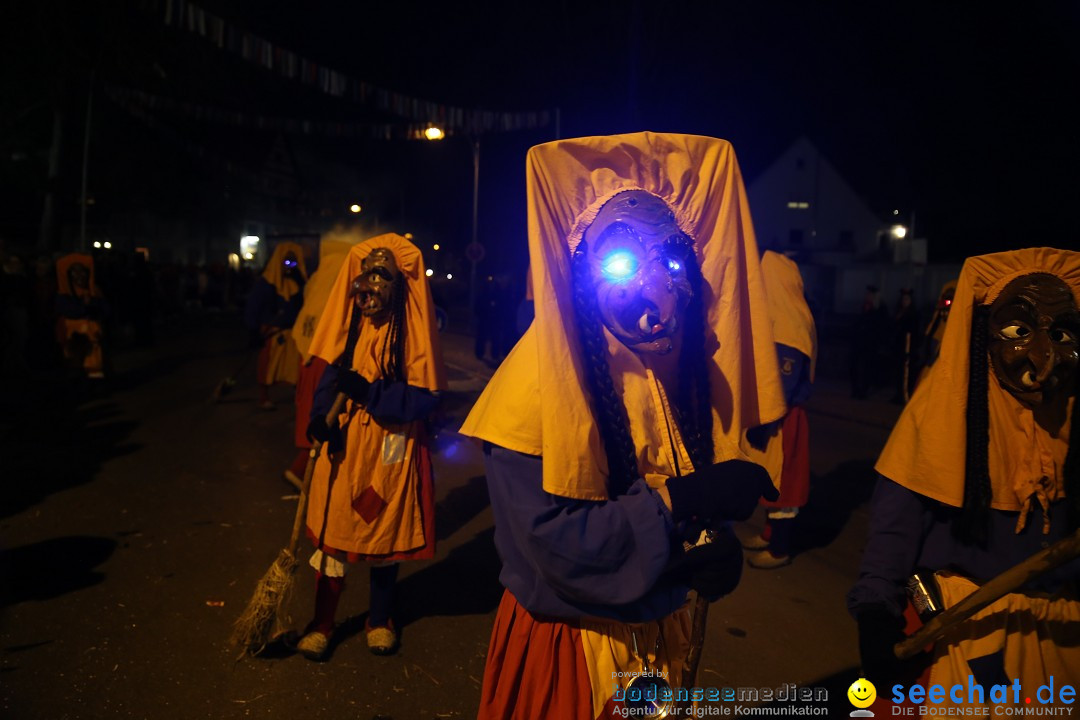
xmin=310 ymin=363 xmax=439 ymax=425
xmin=244 ymin=279 xmax=272 ymax=330
xmin=272 ymin=292 xmax=303 ymax=328
xmin=310 ymin=362 xmax=340 ymax=422
xmin=777 ymin=343 xmax=812 ymax=408
xmin=484 ymin=444 xmax=677 ymax=606
xmin=364 ymin=380 xmax=440 ymax=424
xmin=846 ymin=476 xmax=933 ymax=619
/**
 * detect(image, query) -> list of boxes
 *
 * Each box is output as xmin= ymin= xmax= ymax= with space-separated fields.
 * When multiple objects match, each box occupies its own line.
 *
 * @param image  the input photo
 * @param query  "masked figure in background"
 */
xmin=914 ymin=279 xmax=957 ymax=389
xmin=284 ymin=233 xmax=357 ymax=491
xmin=460 ymin=133 xmax=784 ymax=720
xmin=55 ymin=253 xmax=109 ymax=379
xmin=294 ymin=234 xmax=445 ymax=660
xmin=848 ymin=248 xmax=1080 ymax=701
xmin=743 ymin=251 xmax=817 ymax=569
xmin=244 ymin=242 xmax=307 ymax=410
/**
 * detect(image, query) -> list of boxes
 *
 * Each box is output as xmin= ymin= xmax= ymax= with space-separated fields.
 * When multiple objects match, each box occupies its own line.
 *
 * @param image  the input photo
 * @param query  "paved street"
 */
xmin=1 ymin=310 xmax=904 ymax=719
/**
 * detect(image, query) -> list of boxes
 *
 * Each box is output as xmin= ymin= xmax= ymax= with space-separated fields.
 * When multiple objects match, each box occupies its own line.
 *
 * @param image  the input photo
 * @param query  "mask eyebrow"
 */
xmin=592 ymin=222 xmax=643 ymax=254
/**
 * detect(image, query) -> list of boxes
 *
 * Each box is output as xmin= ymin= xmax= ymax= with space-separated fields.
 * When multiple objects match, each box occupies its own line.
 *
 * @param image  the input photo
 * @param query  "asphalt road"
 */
xmin=0 ymin=310 xmax=903 ymax=719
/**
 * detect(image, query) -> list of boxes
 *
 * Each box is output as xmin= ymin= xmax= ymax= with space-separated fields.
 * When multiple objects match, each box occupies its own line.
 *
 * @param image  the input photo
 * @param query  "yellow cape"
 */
xmin=293 ymin=230 xmax=360 ymax=363
xmin=262 ymin=241 xmax=308 ymax=302
xmin=460 ymin=132 xmax=786 ymax=500
xmin=760 ymin=251 xmax=818 ymax=382
xmin=306 ymin=233 xmax=446 ymax=393
xmin=876 ymin=247 xmax=1079 ymax=515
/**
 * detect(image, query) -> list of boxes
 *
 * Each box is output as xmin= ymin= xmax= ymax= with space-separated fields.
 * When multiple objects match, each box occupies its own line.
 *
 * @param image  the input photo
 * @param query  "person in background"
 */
xmin=293 ymin=233 xmax=445 ymax=660
xmin=848 ymin=248 xmax=1079 ymax=702
xmin=743 ymin=250 xmax=817 ymax=569
xmin=284 ymin=232 xmax=357 ymax=491
xmin=850 ymin=284 xmax=888 ymax=399
xmin=891 ymin=287 xmax=921 ymax=404
xmin=460 ymin=133 xmax=783 ymax=720
xmin=913 ymin=279 xmax=957 ymax=389
xmin=54 ymin=253 xmax=109 ymax=380
xmin=244 ymin=242 xmax=307 ymax=410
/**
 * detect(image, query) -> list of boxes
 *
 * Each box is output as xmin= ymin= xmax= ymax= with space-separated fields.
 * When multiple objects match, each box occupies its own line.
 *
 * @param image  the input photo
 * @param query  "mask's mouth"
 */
xmin=356 ymin=289 xmax=382 ymax=314
xmin=635 ymin=310 xmax=676 ymax=340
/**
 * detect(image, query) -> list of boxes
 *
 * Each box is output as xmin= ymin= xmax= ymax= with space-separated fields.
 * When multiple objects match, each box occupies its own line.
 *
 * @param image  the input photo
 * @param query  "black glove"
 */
xmin=745 ymin=421 xmax=780 ymax=451
xmin=665 ymin=526 xmax=743 ymax=601
xmin=855 ymin=604 xmax=908 ymax=684
xmin=665 ymin=459 xmax=779 ymax=523
xmin=336 ymin=371 xmax=370 ymax=403
xmin=306 ymin=415 xmax=344 ymax=454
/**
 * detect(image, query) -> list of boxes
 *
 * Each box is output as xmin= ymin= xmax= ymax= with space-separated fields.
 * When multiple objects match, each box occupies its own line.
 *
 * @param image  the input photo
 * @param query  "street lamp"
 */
xmin=349 ymin=203 xmax=362 ymax=214
xmin=424 ymin=126 xmax=445 ymax=141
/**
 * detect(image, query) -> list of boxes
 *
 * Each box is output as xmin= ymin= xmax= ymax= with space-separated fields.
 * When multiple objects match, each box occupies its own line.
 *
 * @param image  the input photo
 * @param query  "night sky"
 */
xmin=4 ymin=2 xmax=1078 ymax=270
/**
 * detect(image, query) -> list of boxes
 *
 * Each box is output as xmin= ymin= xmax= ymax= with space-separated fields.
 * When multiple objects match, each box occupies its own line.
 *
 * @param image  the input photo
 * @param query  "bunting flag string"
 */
xmin=158 ymin=0 xmax=553 ymax=136
xmin=107 ymin=85 xmax=449 ymax=141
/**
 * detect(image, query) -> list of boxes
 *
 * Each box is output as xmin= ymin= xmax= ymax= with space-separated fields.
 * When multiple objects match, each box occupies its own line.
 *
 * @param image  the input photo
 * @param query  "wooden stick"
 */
xmin=288 ymin=392 xmax=347 ymax=557
xmin=894 ymin=528 xmax=1080 ymax=659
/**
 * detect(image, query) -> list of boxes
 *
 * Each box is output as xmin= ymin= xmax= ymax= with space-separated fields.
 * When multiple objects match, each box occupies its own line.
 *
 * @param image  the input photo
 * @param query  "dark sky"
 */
xmin=4 ymin=2 xmax=1078 ymax=267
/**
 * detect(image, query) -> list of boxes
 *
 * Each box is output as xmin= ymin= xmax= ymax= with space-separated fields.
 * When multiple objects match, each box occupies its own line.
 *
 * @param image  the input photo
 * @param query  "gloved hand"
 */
xmin=665 ymin=526 xmax=743 ymax=601
xmin=665 ymin=460 xmax=778 ymax=523
xmin=306 ymin=415 xmax=344 ymax=454
xmin=336 ymin=371 xmax=371 ymax=403
xmin=855 ymin=604 xmax=908 ymax=684
xmin=745 ymin=421 xmax=780 ymax=451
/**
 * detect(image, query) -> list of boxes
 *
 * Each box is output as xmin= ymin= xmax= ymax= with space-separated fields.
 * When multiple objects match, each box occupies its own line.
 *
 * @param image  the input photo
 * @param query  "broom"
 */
xmin=229 ymin=391 xmax=347 ymax=657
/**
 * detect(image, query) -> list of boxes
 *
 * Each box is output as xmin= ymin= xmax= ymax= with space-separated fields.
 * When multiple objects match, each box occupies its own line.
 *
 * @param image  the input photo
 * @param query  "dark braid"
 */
xmin=675 ymin=250 xmax=714 ymax=469
xmin=571 ymin=242 xmax=640 ymax=496
xmin=378 ymin=278 xmax=408 ymax=382
xmin=956 ymin=303 xmax=991 ymax=546
xmin=340 ymin=303 xmax=364 ymax=371
xmin=1064 ymin=375 xmax=1080 ymax=532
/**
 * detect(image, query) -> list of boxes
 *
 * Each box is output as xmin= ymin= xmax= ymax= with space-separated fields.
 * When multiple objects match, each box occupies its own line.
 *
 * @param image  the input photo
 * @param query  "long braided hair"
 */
xmin=570 ymin=240 xmax=714 ymax=497
xmin=957 ymin=300 xmax=1080 ymax=544
xmin=376 ymin=274 xmax=408 ymax=382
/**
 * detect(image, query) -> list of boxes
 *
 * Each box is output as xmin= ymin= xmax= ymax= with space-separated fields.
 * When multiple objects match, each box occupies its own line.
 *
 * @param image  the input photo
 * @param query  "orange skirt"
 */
xmin=478 ymin=590 xmax=606 ymax=720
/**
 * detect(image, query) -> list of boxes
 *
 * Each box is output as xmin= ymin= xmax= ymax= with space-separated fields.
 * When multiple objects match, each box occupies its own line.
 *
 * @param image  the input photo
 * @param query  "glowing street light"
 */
xmin=425 ymin=268 xmax=434 ymax=277
xmin=890 ymin=224 xmax=908 ymax=239
xmin=424 ymin=126 xmax=445 ymax=141
xmin=349 ymin=204 xmax=362 ymax=213
xmin=93 ymin=241 xmax=101 ymax=248
xmin=103 ymin=241 xmax=112 ymax=249
xmin=433 ymin=244 xmax=440 ymax=251
xmin=446 ymin=273 xmax=453 ymax=280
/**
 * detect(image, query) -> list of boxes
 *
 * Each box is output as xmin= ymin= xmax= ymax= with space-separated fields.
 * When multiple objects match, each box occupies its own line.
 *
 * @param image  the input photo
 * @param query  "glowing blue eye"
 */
xmin=667 ymin=259 xmax=681 ymax=272
xmin=602 ymin=251 xmax=638 ymax=279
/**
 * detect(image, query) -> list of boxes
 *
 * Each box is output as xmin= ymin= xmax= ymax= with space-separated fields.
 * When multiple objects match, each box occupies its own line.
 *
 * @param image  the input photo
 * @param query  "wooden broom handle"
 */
xmin=287 ymin=392 xmax=348 ymax=557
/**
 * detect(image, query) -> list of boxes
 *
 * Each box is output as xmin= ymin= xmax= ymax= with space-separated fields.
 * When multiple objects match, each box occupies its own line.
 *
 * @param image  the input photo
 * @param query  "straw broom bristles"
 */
xmin=229 ymin=392 xmax=346 ymax=658
xmin=229 ymin=548 xmax=299 ymax=656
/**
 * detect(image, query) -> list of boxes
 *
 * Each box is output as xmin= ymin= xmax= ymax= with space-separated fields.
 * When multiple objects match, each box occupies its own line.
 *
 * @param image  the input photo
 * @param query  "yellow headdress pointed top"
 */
xmin=461 ymin=132 xmax=785 ymax=500
xmin=306 ymin=233 xmax=445 ymax=392
xmin=262 ymin=241 xmax=308 ymax=301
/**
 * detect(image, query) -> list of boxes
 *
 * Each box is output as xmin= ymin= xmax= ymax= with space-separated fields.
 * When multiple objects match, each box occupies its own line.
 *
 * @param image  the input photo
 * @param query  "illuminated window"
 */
xmin=786 ymin=201 xmax=810 ymax=209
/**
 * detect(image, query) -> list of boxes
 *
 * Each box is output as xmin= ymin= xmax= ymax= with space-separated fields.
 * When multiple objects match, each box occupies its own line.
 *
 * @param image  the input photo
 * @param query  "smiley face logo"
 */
xmin=847 ymin=678 xmax=876 ymax=708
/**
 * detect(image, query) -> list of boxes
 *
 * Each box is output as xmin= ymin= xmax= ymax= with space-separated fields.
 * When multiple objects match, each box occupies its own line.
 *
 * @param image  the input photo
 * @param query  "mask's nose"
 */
xmin=638 ymin=261 xmax=678 ymax=330
xmin=1030 ymin=330 xmax=1059 ymax=386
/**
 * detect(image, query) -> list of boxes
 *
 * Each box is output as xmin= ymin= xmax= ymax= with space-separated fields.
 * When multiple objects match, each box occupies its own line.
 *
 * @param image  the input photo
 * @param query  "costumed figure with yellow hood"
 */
xmin=913 ymin=278 xmax=958 ymax=390
xmin=244 ymin=242 xmax=307 ymax=410
xmin=459 ymin=133 xmax=785 ymax=720
xmin=55 ymin=253 xmax=109 ymax=379
xmin=292 ymin=233 xmax=445 ymax=660
xmin=743 ymin=250 xmax=817 ymax=569
xmin=847 ymin=248 xmax=1080 ymax=702
xmin=283 ymin=232 xmax=358 ymax=491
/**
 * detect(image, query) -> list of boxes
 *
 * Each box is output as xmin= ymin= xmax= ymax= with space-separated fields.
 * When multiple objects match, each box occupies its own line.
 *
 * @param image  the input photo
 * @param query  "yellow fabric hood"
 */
xmin=262 ymin=241 xmax=308 ymax=302
xmin=306 ymin=233 xmax=446 ymax=392
xmin=293 ymin=230 xmax=361 ymax=363
xmin=876 ymin=247 xmax=1079 ymax=514
xmin=460 ymin=132 xmax=786 ymax=500
xmin=760 ymin=251 xmax=818 ymax=381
